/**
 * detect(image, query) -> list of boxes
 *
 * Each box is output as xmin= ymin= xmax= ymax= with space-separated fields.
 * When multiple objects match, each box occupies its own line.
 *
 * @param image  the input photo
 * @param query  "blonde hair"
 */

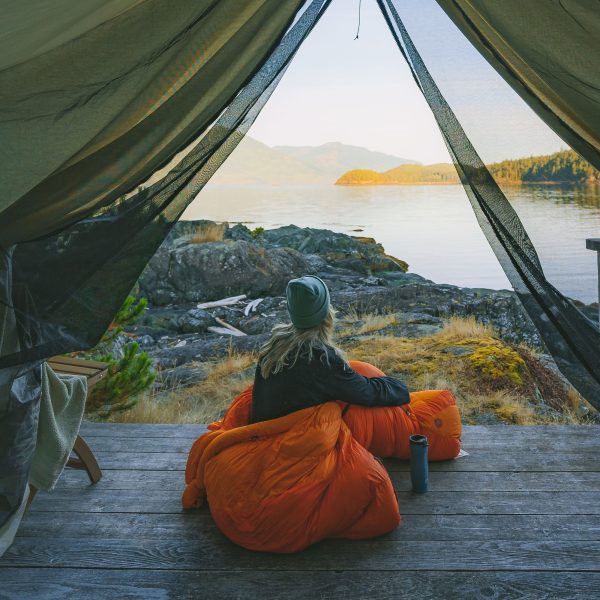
xmin=258 ymin=306 xmax=346 ymax=378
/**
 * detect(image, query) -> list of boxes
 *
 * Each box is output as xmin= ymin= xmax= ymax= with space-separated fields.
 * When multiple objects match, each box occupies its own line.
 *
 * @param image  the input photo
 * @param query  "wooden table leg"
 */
xmin=67 ymin=435 xmax=103 ymax=484
xmin=26 ymin=484 xmax=38 ymax=509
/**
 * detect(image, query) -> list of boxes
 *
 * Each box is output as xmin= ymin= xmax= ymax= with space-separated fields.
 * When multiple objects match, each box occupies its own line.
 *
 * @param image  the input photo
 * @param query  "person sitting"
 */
xmin=251 ymin=275 xmax=410 ymax=423
xmin=183 ymin=275 xmax=462 ymax=553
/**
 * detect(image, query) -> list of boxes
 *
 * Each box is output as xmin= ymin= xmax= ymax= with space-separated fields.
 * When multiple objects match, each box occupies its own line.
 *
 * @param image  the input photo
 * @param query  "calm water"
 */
xmin=183 ymin=183 xmax=600 ymax=303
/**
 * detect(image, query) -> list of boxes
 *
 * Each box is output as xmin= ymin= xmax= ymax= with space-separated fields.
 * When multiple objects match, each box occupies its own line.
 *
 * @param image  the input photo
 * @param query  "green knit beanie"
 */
xmin=286 ymin=275 xmax=330 ymax=329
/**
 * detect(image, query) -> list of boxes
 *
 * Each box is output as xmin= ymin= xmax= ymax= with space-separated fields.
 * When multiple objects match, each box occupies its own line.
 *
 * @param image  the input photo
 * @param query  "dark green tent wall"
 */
xmin=1 ymin=0 xmax=600 ymax=551
xmin=0 ymin=0 xmax=305 ymax=245
xmin=0 ymin=0 xmax=323 ymax=544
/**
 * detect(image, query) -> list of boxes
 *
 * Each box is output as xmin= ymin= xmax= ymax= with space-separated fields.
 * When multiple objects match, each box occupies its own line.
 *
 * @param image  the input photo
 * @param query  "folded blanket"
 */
xmin=29 ymin=364 xmax=87 ymax=491
xmin=183 ymin=361 xmax=461 ymax=553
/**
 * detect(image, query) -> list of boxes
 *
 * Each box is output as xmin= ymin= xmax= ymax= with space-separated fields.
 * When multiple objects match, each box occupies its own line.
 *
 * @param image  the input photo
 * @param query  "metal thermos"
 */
xmin=409 ymin=434 xmax=429 ymax=493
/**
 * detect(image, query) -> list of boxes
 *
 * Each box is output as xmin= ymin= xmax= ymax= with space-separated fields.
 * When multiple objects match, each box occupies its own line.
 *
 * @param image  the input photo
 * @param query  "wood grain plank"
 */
xmin=27 ymin=488 xmax=600 ymax=515
xmin=83 ymin=450 xmax=600 ymax=472
xmin=50 ymin=468 xmax=600 ymax=493
xmin=78 ymin=423 xmax=600 ymax=440
xmin=4 ymin=537 xmax=600 ymax=571
xmin=16 ymin=511 xmax=600 ymax=542
xmin=1 ymin=569 xmax=598 ymax=600
xmin=49 ymin=356 xmax=109 ymax=369
xmin=77 ymin=434 xmax=600 ymax=454
xmin=80 ymin=423 xmax=207 ymax=438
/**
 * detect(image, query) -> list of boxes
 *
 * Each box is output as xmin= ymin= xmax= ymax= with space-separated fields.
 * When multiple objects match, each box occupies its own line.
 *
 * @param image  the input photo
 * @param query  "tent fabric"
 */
xmin=0 ymin=365 xmax=86 ymax=558
xmin=378 ymin=0 xmax=600 ymax=408
xmin=434 ymin=0 xmax=600 ymax=172
xmin=182 ymin=361 xmax=461 ymax=553
xmin=0 ymin=0 xmax=305 ymax=245
xmin=1 ymin=0 xmax=328 ymax=370
xmin=1 ymin=0 xmax=600 ymax=549
xmin=0 ymin=0 xmax=328 ymax=537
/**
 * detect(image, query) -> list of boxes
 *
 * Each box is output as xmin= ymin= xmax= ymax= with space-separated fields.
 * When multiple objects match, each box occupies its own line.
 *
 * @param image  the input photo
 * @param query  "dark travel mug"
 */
xmin=409 ymin=434 xmax=429 ymax=493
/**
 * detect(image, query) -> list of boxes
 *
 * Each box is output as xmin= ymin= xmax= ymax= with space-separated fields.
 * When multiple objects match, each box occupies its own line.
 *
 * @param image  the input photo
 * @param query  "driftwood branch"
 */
xmin=243 ymin=298 xmax=264 ymax=317
xmin=196 ymin=294 xmax=247 ymax=310
xmin=214 ymin=317 xmax=247 ymax=336
xmin=207 ymin=326 xmax=246 ymax=337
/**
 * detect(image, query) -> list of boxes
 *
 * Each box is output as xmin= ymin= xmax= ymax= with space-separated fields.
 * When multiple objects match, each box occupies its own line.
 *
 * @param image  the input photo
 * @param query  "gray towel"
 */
xmin=28 ymin=364 xmax=87 ymax=491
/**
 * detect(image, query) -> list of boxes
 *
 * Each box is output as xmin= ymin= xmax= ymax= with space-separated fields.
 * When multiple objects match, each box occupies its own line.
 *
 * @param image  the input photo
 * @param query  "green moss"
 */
xmin=455 ymin=338 xmax=527 ymax=385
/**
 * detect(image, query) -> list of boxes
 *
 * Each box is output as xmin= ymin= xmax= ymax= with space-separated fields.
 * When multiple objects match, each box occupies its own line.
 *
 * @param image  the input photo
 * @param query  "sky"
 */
xmin=247 ymin=0 xmax=566 ymax=165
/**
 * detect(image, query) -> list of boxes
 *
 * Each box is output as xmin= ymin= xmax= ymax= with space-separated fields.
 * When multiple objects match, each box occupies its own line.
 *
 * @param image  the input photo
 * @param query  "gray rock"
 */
xmin=177 ymin=308 xmax=216 ymax=333
xmin=224 ymin=223 xmax=253 ymax=242
xmin=136 ymin=334 xmax=156 ymax=348
xmin=151 ymin=333 xmax=270 ymax=369
xmin=139 ymin=240 xmax=315 ymax=305
xmin=154 ymin=364 xmax=209 ymax=390
xmin=259 ymin=224 xmax=408 ymax=273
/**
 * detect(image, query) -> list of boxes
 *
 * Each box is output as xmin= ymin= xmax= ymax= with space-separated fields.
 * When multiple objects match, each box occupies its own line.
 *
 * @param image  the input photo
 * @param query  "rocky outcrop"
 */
xmin=139 ymin=239 xmax=314 ymax=305
xmin=148 ymin=222 xmax=409 ymax=302
xmin=257 ymin=224 xmax=408 ymax=273
xmin=128 ymin=220 xmax=599 ymax=395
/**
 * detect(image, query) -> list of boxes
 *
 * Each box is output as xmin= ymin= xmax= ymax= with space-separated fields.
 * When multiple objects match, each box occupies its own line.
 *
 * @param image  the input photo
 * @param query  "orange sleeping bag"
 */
xmin=183 ymin=361 xmax=461 ymax=553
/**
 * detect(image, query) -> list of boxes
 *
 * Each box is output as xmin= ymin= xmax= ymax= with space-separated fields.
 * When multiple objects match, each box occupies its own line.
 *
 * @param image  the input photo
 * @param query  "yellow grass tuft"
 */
xmin=436 ymin=315 xmax=495 ymax=339
xmin=338 ymin=308 xmax=398 ymax=337
xmin=190 ymin=222 xmax=226 ymax=244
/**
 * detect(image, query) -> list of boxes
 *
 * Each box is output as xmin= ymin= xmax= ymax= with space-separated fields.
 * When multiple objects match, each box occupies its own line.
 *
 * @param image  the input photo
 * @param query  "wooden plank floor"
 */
xmin=2 ymin=424 xmax=600 ymax=599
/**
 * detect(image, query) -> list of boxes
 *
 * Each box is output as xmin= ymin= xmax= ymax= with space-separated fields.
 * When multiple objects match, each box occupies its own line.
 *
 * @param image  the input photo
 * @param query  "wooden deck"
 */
xmin=3 ymin=424 xmax=600 ymax=599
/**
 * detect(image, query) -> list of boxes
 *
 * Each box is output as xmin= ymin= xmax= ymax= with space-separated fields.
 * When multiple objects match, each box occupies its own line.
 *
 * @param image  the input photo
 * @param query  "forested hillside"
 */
xmin=336 ymin=163 xmax=459 ymax=185
xmin=488 ymin=150 xmax=599 ymax=183
xmin=336 ymin=150 xmax=599 ymax=185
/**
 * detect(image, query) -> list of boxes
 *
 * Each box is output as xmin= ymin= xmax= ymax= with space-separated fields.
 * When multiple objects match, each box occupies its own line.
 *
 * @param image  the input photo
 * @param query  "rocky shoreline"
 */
xmin=122 ymin=220 xmax=596 ymax=397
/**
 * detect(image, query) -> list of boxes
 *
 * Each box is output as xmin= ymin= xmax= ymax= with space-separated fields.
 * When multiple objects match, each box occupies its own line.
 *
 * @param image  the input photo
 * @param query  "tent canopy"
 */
xmin=1 ymin=0 xmax=600 ymax=537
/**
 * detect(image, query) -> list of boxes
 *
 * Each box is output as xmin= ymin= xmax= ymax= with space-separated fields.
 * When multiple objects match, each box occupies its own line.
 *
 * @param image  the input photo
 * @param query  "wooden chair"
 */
xmin=27 ymin=356 xmax=109 ymax=507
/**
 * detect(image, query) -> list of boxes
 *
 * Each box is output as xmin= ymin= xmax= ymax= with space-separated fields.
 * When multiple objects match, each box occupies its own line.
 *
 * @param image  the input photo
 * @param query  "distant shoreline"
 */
xmin=335 ymin=180 xmax=598 ymax=187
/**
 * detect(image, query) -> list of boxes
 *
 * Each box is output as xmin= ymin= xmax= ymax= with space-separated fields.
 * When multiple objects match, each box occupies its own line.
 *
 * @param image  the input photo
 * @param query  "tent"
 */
xmin=1 ymin=0 xmax=599 ymax=542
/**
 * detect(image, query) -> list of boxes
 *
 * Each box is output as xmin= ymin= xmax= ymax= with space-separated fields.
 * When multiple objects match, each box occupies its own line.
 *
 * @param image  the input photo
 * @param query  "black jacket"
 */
xmin=251 ymin=346 xmax=410 ymax=423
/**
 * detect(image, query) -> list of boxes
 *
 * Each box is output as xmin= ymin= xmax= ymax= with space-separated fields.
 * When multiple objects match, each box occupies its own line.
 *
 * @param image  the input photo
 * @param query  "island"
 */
xmin=336 ymin=150 xmax=599 ymax=186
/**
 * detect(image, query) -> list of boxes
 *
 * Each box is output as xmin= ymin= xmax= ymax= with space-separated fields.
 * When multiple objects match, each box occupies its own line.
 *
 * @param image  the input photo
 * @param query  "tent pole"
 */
xmin=586 ymin=238 xmax=600 ymax=326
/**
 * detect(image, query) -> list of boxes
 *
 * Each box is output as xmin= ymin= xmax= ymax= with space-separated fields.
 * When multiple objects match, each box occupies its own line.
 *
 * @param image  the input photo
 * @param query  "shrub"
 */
xmin=84 ymin=295 xmax=155 ymax=417
xmin=251 ymin=226 xmax=265 ymax=239
xmin=88 ymin=342 xmax=155 ymax=417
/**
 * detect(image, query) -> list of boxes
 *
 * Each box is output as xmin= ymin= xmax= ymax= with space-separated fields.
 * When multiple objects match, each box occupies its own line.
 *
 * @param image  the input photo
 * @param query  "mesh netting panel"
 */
xmin=0 ymin=0 xmax=329 ymax=533
xmin=1 ymin=0 xmax=331 ymax=370
xmin=378 ymin=0 xmax=600 ymax=407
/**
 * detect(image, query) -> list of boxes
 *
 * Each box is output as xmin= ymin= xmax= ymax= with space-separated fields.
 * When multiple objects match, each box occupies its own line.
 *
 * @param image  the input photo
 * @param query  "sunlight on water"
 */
xmin=183 ymin=183 xmax=600 ymax=303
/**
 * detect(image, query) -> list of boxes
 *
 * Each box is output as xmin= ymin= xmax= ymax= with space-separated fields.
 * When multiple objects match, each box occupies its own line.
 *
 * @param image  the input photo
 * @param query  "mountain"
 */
xmin=209 ymin=137 xmax=417 ymax=185
xmin=275 ymin=142 xmax=417 ymax=178
xmin=336 ymin=163 xmax=459 ymax=185
xmin=336 ymin=149 xmax=600 ymax=186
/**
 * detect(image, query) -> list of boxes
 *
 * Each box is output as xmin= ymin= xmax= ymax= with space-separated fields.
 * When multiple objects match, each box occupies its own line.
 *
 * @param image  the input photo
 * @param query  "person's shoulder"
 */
xmin=321 ymin=345 xmax=349 ymax=370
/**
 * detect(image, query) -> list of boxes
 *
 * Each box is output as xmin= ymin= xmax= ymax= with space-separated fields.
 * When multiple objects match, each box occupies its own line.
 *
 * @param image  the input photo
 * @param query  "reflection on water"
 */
xmin=183 ymin=183 xmax=600 ymax=303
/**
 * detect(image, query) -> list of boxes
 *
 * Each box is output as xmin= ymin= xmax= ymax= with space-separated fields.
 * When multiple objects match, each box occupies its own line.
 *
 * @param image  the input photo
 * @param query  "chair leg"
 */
xmin=67 ymin=435 xmax=103 ymax=484
xmin=26 ymin=484 xmax=38 ymax=510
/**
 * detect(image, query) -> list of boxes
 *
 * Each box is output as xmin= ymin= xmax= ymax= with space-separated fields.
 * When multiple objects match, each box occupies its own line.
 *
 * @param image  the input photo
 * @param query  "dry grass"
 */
xmin=338 ymin=311 xmax=397 ymax=337
xmin=435 ymin=315 xmax=495 ymax=339
xmin=190 ymin=222 xmax=226 ymax=244
xmin=109 ymin=350 xmax=255 ymax=424
xmin=342 ymin=316 xmax=592 ymax=426
xmin=110 ymin=315 xmax=595 ymax=426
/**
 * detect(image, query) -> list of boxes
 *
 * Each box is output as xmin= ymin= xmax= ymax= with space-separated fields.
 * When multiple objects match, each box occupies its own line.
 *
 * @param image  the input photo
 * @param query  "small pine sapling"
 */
xmin=85 ymin=295 xmax=156 ymax=417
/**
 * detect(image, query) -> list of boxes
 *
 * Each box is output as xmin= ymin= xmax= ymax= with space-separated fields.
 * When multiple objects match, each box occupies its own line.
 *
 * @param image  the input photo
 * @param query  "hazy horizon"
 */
xmin=230 ymin=135 xmax=572 ymax=167
xmin=246 ymin=0 xmax=565 ymax=165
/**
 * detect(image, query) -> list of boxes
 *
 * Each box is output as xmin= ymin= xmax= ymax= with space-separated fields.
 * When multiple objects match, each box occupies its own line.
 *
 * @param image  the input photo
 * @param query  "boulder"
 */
xmin=177 ymin=308 xmax=216 ymax=333
xmin=259 ymin=225 xmax=408 ymax=273
xmin=139 ymin=239 xmax=315 ymax=305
